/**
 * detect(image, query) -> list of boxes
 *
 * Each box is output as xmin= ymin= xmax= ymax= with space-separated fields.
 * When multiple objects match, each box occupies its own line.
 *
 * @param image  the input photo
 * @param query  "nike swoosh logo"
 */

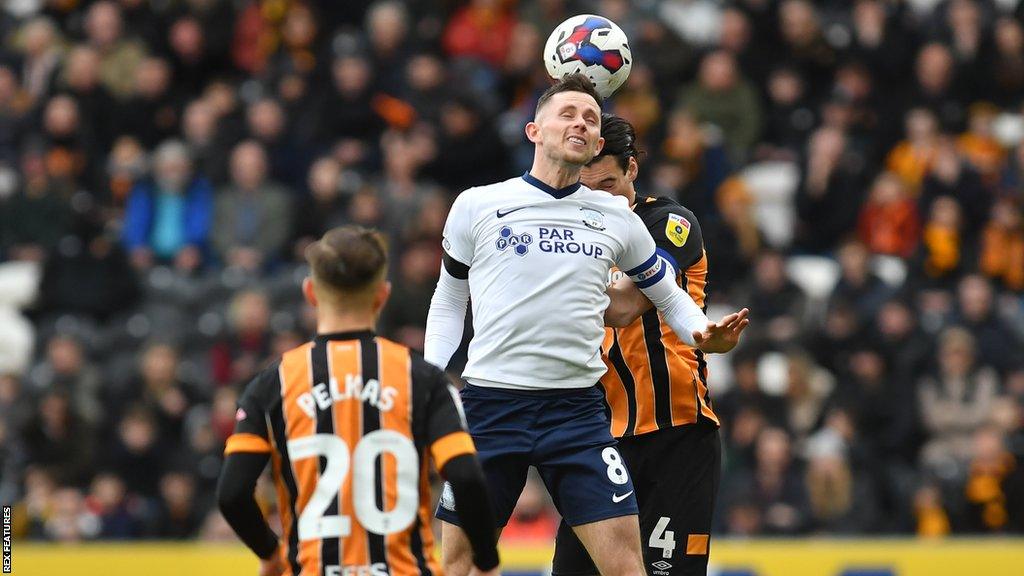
xmin=496 ymin=206 xmax=531 ymax=218
xmin=612 ymin=491 xmax=633 ymax=503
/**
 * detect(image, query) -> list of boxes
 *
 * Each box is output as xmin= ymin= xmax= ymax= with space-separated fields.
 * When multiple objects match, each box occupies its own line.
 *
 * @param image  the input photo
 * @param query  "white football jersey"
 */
xmin=442 ymin=173 xmax=660 ymax=390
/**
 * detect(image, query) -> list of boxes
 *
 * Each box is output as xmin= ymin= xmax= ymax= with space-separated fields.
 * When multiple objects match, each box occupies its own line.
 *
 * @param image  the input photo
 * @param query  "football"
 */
xmin=543 ymin=14 xmax=632 ymax=99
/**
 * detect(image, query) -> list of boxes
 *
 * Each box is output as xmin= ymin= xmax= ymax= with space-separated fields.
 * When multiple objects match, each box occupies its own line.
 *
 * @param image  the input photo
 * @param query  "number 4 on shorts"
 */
xmin=649 ymin=516 xmax=675 ymax=559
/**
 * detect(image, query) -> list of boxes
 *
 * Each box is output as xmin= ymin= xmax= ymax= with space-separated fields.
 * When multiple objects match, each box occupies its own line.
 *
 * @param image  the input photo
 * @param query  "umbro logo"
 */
xmin=651 ymin=560 xmax=672 ymax=571
xmin=496 ymin=206 xmax=531 ymax=218
xmin=495 ymin=226 xmax=533 ymax=256
xmin=612 ymin=490 xmax=633 ymax=503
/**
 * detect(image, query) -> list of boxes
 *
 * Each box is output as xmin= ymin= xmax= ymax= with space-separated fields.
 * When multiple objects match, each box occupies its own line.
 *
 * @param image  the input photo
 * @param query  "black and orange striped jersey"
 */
xmin=601 ymin=195 xmax=719 ymax=438
xmin=224 ymin=330 xmax=475 ymax=576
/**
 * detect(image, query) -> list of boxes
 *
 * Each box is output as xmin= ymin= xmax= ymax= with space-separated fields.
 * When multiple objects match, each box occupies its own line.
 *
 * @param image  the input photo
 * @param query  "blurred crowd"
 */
xmin=1 ymin=0 xmax=1023 ymax=544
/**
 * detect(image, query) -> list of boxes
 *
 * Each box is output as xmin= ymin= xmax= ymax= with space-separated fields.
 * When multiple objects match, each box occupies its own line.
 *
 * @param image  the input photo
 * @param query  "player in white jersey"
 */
xmin=425 ymin=74 xmax=748 ymax=576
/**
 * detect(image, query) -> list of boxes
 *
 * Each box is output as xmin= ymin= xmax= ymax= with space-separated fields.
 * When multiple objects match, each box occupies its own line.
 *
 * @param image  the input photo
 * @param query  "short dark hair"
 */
xmin=589 ymin=113 xmax=642 ymax=172
xmin=535 ymin=73 xmax=603 ymax=117
xmin=305 ymin=226 xmax=388 ymax=293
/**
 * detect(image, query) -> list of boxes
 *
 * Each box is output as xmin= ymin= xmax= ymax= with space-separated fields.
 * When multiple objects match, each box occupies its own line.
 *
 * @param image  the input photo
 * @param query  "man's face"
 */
xmin=581 ymin=155 xmax=637 ymax=202
xmin=530 ymin=91 xmax=604 ymax=166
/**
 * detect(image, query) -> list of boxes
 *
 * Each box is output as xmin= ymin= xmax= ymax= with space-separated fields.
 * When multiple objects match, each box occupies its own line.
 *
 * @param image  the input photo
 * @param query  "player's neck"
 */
xmin=529 ymin=161 xmax=581 ymax=191
xmin=316 ymin=310 xmax=378 ymax=335
xmin=625 ymin=185 xmax=637 ymax=207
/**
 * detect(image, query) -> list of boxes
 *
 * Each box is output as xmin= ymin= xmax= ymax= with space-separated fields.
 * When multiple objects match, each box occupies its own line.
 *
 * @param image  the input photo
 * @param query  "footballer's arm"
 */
xmin=426 ymin=189 xmax=474 ymax=370
xmin=424 ymin=255 xmax=470 ymax=369
xmin=623 ymin=253 xmax=748 ymax=353
xmin=604 ymin=275 xmax=652 ymax=327
xmin=218 ymin=452 xmax=283 ymax=575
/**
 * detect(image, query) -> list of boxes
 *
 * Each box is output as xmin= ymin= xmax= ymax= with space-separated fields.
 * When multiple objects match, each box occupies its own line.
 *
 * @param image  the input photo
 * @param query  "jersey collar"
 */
xmin=522 ymin=172 xmax=581 ymax=199
xmin=315 ymin=330 xmax=375 ymax=343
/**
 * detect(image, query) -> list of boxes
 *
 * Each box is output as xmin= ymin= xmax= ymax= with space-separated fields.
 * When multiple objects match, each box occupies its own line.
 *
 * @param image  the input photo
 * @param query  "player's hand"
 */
xmin=469 ymin=566 xmax=501 ymax=576
xmin=693 ymin=308 xmax=749 ymax=353
xmin=258 ymin=546 xmax=286 ymax=576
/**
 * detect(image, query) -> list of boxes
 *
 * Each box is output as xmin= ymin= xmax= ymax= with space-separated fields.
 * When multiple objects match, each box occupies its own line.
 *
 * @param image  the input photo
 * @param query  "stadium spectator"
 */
xmin=58 ymin=46 xmax=116 ymax=152
xmin=759 ymin=66 xmax=814 ymax=160
xmin=920 ymin=137 xmax=992 ymax=242
xmin=121 ymin=58 xmax=180 ymax=149
xmin=115 ymin=342 xmax=200 ymax=442
xmin=989 ymin=16 xmax=1024 ymax=107
xmin=316 ymin=52 xmax=386 ymax=152
xmin=122 ymin=140 xmax=212 ymax=273
xmin=22 ymin=389 xmax=94 ymax=487
xmin=717 ymin=350 xmax=787 ymax=428
xmin=873 ymin=297 xmax=934 ymax=389
xmin=42 ymin=487 xmax=100 ymax=542
xmin=952 ymin=275 xmax=1024 ymax=374
xmin=721 ymin=427 xmax=810 ymax=535
xmin=104 ymin=407 xmax=165 ymax=498
xmin=803 ymin=427 xmax=880 ymax=534
xmin=290 ymin=156 xmax=350 ymax=259
xmin=914 ymin=195 xmax=969 ymax=288
xmin=381 ymin=240 xmax=441 ymax=350
xmin=27 ymin=334 xmax=102 ymax=426
xmin=829 ymin=239 xmax=893 ymax=321
xmin=152 ymin=471 xmax=203 ymax=539
xmin=86 ymin=472 xmax=145 ymax=539
xmin=782 ymin=350 xmax=835 ymax=444
xmin=678 ymin=50 xmax=761 ymax=165
xmin=857 ymin=171 xmax=921 ymax=257
xmin=657 ymin=108 xmax=731 ymax=218
xmin=443 ymin=0 xmax=518 ymax=69
xmin=734 ymin=249 xmax=807 ymax=344
xmin=210 ymin=290 xmax=272 ymax=387
xmin=910 ymin=43 xmax=967 ymax=133
xmin=424 ymin=94 xmax=510 ymax=193
xmin=777 ymin=0 xmax=835 ymax=99
xmin=83 ymin=1 xmax=147 ymax=101
xmin=15 ymin=17 xmax=63 ymax=103
xmin=180 ymin=99 xmax=228 ymax=186
xmin=0 ymin=64 xmax=30 ymax=165
xmin=918 ymin=327 xmax=1000 ymax=475
xmin=703 ymin=177 xmax=763 ymax=294
xmin=245 ymin=97 xmax=308 ymax=188
xmin=887 ymin=108 xmax=940 ymax=194
xmin=979 ymin=198 xmax=1024 ymax=292
xmin=2 ymin=150 xmax=73 ymax=261
xmin=211 ymin=141 xmax=292 ymax=271
xmin=3 ymin=0 xmax=1024 ymax=544
xmin=796 ymin=126 xmax=867 ymax=252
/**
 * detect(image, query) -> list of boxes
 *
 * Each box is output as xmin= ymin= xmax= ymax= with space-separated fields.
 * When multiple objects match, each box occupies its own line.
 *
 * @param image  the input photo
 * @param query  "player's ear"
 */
xmin=302 ymin=277 xmax=318 ymax=308
xmin=374 ymin=281 xmax=392 ymax=314
xmin=594 ymin=136 xmax=605 ymax=156
xmin=625 ymin=156 xmax=638 ymax=182
xmin=525 ymin=121 xmax=542 ymax=143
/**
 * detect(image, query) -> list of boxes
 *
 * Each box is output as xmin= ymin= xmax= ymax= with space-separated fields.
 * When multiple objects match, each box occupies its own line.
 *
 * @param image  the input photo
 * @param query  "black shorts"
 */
xmin=552 ymin=420 xmax=721 ymax=576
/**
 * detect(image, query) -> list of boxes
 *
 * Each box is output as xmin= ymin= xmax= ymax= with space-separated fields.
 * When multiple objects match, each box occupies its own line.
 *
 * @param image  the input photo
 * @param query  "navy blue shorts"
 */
xmin=436 ymin=384 xmax=638 ymax=527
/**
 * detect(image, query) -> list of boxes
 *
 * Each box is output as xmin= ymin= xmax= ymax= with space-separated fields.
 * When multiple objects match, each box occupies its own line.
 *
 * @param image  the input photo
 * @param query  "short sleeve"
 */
xmin=617 ymin=209 xmax=661 ymax=285
xmin=442 ymin=191 xmax=476 ymax=267
xmin=224 ymin=366 xmax=278 ymax=455
xmin=642 ymin=203 xmax=704 ymax=273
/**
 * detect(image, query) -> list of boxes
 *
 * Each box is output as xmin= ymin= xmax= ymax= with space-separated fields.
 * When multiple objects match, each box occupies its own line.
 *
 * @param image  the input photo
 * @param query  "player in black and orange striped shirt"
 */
xmin=217 ymin=226 xmax=500 ymax=576
xmin=552 ymin=115 xmax=748 ymax=576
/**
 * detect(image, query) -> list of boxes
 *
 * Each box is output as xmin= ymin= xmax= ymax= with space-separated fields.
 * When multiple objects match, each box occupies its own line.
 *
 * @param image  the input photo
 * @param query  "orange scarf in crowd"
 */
xmin=980 ymin=225 xmax=1024 ymax=291
xmin=922 ymin=223 xmax=960 ymax=277
xmin=858 ymin=200 xmax=920 ymax=257
xmin=965 ymin=451 xmax=1017 ymax=530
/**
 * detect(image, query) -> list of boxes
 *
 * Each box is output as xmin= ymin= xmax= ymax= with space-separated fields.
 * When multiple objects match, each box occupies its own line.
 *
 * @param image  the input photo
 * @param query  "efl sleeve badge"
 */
xmin=665 ymin=213 xmax=690 ymax=247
